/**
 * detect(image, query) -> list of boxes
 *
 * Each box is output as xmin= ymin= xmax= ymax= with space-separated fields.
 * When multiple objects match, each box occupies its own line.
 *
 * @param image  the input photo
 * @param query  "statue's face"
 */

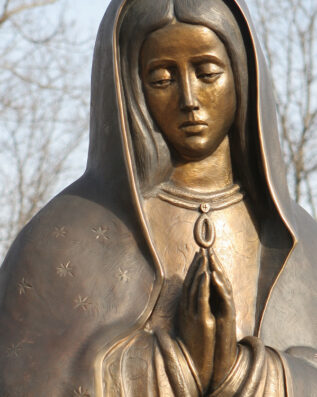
xmin=141 ymin=22 xmax=236 ymax=161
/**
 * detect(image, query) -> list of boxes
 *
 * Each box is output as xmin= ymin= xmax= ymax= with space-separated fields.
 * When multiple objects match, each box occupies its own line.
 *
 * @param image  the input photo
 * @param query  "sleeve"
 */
xmin=207 ymin=337 xmax=289 ymax=396
xmin=278 ymin=346 xmax=317 ymax=396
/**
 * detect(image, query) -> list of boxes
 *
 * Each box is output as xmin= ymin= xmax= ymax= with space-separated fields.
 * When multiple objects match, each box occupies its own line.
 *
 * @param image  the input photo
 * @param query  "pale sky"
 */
xmin=67 ymin=0 xmax=111 ymax=36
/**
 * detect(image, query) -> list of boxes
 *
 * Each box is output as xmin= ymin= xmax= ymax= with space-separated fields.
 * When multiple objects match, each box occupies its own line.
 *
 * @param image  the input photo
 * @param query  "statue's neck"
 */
xmin=170 ymin=136 xmax=233 ymax=193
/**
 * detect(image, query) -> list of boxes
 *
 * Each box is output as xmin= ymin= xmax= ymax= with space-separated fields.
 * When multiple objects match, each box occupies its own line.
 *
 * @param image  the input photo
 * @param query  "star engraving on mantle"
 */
xmin=73 ymin=386 xmax=90 ymax=397
xmin=17 ymin=278 xmax=33 ymax=295
xmin=6 ymin=343 xmax=23 ymax=358
xmin=74 ymin=296 xmax=92 ymax=312
xmin=118 ymin=268 xmax=129 ymax=283
xmin=53 ymin=226 xmax=67 ymax=238
xmin=57 ymin=261 xmax=74 ymax=277
xmin=91 ymin=226 xmax=109 ymax=241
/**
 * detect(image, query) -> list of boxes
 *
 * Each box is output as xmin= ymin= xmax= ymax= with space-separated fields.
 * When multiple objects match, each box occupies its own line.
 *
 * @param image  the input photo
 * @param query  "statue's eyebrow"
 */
xmin=144 ymin=54 xmax=226 ymax=74
xmin=145 ymin=59 xmax=175 ymax=73
xmin=190 ymin=54 xmax=226 ymax=68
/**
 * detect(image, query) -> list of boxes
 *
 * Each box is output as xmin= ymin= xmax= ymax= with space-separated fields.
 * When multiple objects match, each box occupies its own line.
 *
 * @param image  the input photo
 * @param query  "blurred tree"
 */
xmin=0 ymin=0 xmax=92 ymax=259
xmin=250 ymin=0 xmax=317 ymax=216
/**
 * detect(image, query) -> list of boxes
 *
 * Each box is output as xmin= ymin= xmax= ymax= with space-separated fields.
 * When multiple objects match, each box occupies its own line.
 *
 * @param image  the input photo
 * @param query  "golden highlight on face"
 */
xmin=141 ymin=22 xmax=237 ymax=161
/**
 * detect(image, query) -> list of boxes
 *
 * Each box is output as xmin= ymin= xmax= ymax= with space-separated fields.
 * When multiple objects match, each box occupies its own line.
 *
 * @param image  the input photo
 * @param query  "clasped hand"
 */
xmin=177 ymin=249 xmax=237 ymax=393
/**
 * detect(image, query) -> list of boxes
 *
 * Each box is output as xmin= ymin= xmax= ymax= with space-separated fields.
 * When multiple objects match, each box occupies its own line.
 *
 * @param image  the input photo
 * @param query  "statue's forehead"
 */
xmin=145 ymin=22 xmax=213 ymax=43
xmin=141 ymin=22 xmax=228 ymax=65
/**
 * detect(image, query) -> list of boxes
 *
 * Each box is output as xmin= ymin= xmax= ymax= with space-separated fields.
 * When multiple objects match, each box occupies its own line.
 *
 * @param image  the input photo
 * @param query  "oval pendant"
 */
xmin=194 ymin=213 xmax=215 ymax=249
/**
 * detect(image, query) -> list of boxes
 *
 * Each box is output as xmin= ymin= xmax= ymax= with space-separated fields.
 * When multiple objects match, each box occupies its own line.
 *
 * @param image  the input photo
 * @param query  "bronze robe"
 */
xmin=1 ymin=0 xmax=317 ymax=395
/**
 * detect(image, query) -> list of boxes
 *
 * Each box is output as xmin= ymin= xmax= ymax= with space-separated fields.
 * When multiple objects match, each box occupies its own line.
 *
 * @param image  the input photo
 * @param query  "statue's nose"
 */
xmin=180 ymin=75 xmax=199 ymax=112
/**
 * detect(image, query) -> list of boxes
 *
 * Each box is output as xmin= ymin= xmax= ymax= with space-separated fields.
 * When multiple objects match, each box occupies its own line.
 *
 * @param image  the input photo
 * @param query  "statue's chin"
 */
xmin=173 ymin=137 xmax=223 ymax=162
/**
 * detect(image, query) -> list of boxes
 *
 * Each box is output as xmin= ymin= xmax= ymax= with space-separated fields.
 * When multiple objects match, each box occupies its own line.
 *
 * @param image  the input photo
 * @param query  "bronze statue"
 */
xmin=1 ymin=0 xmax=317 ymax=395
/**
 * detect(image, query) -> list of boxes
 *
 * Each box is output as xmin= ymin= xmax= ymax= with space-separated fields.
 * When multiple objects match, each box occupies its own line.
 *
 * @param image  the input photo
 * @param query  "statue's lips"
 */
xmin=179 ymin=121 xmax=208 ymax=134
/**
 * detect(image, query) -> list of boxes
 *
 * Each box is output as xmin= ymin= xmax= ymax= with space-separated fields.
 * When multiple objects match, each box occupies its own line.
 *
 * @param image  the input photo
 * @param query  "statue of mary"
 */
xmin=1 ymin=0 xmax=317 ymax=396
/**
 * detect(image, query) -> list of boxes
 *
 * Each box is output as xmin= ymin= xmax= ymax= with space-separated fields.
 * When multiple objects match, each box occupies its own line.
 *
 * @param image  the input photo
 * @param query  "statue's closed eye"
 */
xmin=195 ymin=62 xmax=223 ymax=83
xmin=149 ymin=68 xmax=174 ymax=88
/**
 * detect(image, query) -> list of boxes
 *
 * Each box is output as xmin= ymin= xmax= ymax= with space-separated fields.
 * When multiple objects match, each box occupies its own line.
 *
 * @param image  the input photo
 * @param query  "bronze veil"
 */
xmin=1 ymin=0 xmax=317 ymax=396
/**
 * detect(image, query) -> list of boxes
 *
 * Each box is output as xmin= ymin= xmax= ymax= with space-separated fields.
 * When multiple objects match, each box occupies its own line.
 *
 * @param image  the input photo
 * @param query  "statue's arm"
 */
xmin=279 ymin=346 xmax=317 ymax=396
xmin=0 ymin=233 xmax=74 ymax=395
xmin=0 ymin=226 xmax=102 ymax=396
xmin=205 ymin=337 xmax=284 ymax=396
xmin=205 ymin=338 xmax=317 ymax=396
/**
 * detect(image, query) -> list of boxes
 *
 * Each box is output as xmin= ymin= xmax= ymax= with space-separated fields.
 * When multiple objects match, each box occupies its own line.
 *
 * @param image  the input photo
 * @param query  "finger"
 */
xmin=211 ymin=270 xmax=225 ymax=296
xmin=209 ymin=251 xmax=232 ymax=294
xmin=188 ymin=252 xmax=209 ymax=311
xmin=211 ymin=271 xmax=235 ymax=314
xmin=197 ymin=271 xmax=213 ymax=319
xmin=200 ymin=250 xmax=209 ymax=273
xmin=183 ymin=251 xmax=201 ymax=293
xmin=209 ymin=249 xmax=225 ymax=274
xmin=188 ymin=268 xmax=203 ymax=313
xmin=181 ymin=251 xmax=200 ymax=309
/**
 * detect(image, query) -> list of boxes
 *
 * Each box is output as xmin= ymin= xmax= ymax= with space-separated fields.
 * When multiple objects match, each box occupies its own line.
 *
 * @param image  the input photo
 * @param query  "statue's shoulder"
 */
xmin=284 ymin=200 xmax=317 ymax=284
xmin=292 ymin=201 xmax=317 ymax=252
xmin=0 ymin=176 xmax=153 ymax=328
xmin=1 ymin=178 xmax=134 ymax=276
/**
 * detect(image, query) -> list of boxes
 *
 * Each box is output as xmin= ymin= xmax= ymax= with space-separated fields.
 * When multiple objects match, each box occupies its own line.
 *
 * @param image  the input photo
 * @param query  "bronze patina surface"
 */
xmin=1 ymin=0 xmax=317 ymax=396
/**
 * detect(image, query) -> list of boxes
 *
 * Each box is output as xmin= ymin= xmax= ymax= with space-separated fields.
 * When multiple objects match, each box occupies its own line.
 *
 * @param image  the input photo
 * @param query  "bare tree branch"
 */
xmin=0 ymin=0 xmax=92 ymax=258
xmin=250 ymin=0 xmax=317 ymax=214
xmin=1 ymin=0 xmax=10 ymax=18
xmin=0 ymin=0 xmax=58 ymax=25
